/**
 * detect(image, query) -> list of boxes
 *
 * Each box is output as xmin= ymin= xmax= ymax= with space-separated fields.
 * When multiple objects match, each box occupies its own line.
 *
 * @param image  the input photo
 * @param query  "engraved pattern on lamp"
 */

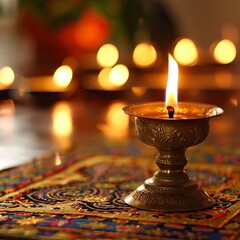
xmin=135 ymin=118 xmax=209 ymax=150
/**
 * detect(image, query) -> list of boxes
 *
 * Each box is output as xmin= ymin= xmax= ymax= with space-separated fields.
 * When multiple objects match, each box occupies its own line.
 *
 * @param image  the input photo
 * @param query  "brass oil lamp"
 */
xmin=123 ymin=55 xmax=223 ymax=211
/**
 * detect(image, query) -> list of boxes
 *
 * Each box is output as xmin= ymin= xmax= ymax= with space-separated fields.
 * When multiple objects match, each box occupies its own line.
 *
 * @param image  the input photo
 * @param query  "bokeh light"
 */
xmin=0 ymin=66 xmax=15 ymax=88
xmin=173 ymin=38 xmax=198 ymax=66
xmin=97 ymin=43 xmax=119 ymax=67
xmin=98 ymin=67 xmax=113 ymax=90
xmin=212 ymin=39 xmax=236 ymax=64
xmin=98 ymin=64 xmax=129 ymax=90
xmin=97 ymin=102 xmax=129 ymax=138
xmin=133 ymin=42 xmax=157 ymax=68
xmin=52 ymin=101 xmax=72 ymax=138
xmin=109 ymin=64 xmax=129 ymax=86
xmin=53 ymin=65 xmax=73 ymax=88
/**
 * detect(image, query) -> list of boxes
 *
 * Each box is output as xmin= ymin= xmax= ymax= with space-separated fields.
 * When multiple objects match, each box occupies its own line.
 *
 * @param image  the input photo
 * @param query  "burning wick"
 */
xmin=167 ymin=106 xmax=175 ymax=118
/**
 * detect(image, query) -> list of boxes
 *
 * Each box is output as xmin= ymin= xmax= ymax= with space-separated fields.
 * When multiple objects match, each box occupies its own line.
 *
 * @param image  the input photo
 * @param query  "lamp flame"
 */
xmin=53 ymin=65 xmax=73 ymax=88
xmin=165 ymin=54 xmax=179 ymax=110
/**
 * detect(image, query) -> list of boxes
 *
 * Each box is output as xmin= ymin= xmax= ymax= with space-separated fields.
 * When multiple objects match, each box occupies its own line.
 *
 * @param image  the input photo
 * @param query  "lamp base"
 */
xmin=124 ymin=178 xmax=215 ymax=212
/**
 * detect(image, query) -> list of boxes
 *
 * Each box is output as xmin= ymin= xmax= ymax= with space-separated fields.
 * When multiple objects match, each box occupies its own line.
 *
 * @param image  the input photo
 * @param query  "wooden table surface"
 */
xmin=0 ymin=86 xmax=239 ymax=170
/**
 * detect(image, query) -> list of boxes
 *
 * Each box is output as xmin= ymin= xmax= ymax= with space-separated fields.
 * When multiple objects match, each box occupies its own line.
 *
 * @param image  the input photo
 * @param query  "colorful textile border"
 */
xmin=0 ymin=152 xmax=239 ymax=239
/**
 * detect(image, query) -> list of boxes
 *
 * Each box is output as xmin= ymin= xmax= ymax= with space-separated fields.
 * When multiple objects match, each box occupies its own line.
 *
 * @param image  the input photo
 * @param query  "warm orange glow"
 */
xmin=98 ymin=67 xmax=113 ymax=90
xmin=133 ymin=42 xmax=157 ymax=68
xmin=230 ymin=98 xmax=238 ymax=107
xmin=214 ymin=69 xmax=233 ymax=89
xmin=0 ymin=66 xmax=15 ymax=88
xmin=0 ymin=100 xmax=15 ymax=138
xmin=97 ymin=44 xmax=119 ymax=67
xmin=212 ymin=39 xmax=236 ymax=64
xmin=54 ymin=153 xmax=62 ymax=166
xmin=165 ymin=55 xmax=178 ymax=109
xmin=53 ymin=65 xmax=73 ymax=88
xmin=131 ymin=87 xmax=146 ymax=97
xmin=0 ymin=100 xmax=15 ymax=115
xmin=52 ymin=101 xmax=72 ymax=138
xmin=97 ymin=102 xmax=129 ymax=138
xmin=62 ymin=57 xmax=78 ymax=71
xmin=173 ymin=38 xmax=198 ymax=66
xmin=98 ymin=65 xmax=129 ymax=90
xmin=109 ymin=64 xmax=129 ymax=86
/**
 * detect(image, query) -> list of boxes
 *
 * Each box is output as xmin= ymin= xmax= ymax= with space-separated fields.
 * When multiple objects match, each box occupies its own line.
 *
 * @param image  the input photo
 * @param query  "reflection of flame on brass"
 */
xmin=165 ymin=54 xmax=178 ymax=110
xmin=133 ymin=42 xmax=157 ymax=68
xmin=52 ymin=101 xmax=72 ymax=138
xmin=98 ymin=64 xmax=129 ymax=90
xmin=212 ymin=39 xmax=236 ymax=64
xmin=97 ymin=44 xmax=119 ymax=67
xmin=53 ymin=65 xmax=73 ymax=88
xmin=173 ymin=38 xmax=198 ymax=66
xmin=97 ymin=102 xmax=129 ymax=138
xmin=0 ymin=66 xmax=15 ymax=88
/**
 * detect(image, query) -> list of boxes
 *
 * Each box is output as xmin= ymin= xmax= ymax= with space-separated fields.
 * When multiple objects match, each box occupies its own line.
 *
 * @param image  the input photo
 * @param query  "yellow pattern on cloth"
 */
xmin=0 ymin=154 xmax=239 ymax=229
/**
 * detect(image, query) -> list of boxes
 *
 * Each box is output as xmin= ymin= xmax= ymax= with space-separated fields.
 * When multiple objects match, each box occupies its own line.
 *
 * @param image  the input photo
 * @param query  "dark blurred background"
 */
xmin=0 ymin=0 xmax=239 ymax=94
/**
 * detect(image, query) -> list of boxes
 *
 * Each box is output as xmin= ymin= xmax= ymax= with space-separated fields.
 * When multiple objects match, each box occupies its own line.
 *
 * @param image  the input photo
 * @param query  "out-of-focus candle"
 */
xmin=0 ymin=66 xmax=15 ymax=89
xmin=21 ymin=65 xmax=74 ymax=93
xmin=173 ymin=38 xmax=198 ymax=66
xmin=53 ymin=65 xmax=73 ymax=88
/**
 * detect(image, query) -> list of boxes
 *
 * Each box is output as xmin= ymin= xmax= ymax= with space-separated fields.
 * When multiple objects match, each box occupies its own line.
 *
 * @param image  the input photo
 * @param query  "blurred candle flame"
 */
xmin=98 ymin=67 xmax=113 ymax=90
xmin=173 ymin=38 xmax=198 ymax=66
xmin=212 ymin=39 xmax=236 ymax=64
xmin=0 ymin=66 xmax=15 ymax=88
xmin=97 ymin=44 xmax=119 ymax=67
xmin=165 ymin=54 xmax=178 ymax=109
xmin=53 ymin=65 xmax=73 ymax=88
xmin=109 ymin=64 xmax=129 ymax=86
xmin=133 ymin=42 xmax=157 ymax=68
xmin=98 ymin=64 xmax=129 ymax=90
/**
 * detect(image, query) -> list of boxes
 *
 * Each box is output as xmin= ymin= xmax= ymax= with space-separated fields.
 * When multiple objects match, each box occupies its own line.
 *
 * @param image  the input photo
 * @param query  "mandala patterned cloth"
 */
xmin=0 ymin=140 xmax=239 ymax=239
